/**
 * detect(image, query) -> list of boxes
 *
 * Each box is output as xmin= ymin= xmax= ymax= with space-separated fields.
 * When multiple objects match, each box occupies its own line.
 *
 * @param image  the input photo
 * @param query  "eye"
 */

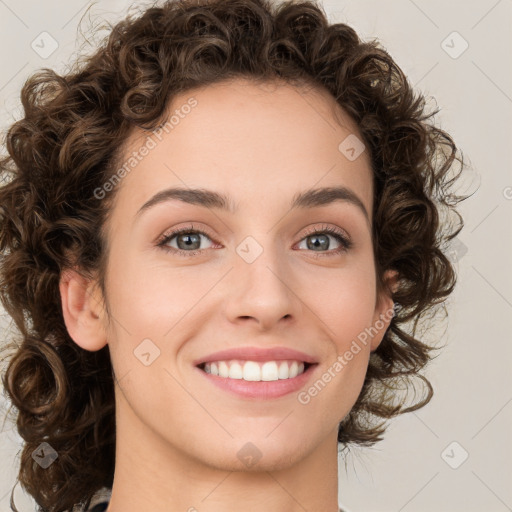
xmin=156 ymin=224 xmax=217 ymax=256
xmin=295 ymin=224 xmax=352 ymax=257
xmin=156 ymin=223 xmax=352 ymax=257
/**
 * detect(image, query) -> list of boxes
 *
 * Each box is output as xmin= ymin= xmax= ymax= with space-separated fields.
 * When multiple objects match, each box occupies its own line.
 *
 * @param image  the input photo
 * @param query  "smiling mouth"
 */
xmin=197 ymin=359 xmax=314 ymax=382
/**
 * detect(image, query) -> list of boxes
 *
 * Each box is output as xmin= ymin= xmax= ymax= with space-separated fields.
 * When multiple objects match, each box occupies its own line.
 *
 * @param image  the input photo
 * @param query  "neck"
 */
xmin=105 ymin=393 xmax=341 ymax=512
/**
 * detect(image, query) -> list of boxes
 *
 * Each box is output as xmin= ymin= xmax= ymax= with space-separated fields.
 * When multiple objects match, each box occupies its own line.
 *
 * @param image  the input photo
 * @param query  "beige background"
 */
xmin=0 ymin=0 xmax=511 ymax=511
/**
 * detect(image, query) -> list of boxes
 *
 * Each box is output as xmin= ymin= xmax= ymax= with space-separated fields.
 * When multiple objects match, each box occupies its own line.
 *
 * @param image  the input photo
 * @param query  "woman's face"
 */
xmin=86 ymin=78 xmax=395 ymax=471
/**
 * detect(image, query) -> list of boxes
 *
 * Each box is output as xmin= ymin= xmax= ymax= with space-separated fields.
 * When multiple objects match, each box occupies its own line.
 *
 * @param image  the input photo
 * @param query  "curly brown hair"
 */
xmin=0 ymin=0 xmax=467 ymax=510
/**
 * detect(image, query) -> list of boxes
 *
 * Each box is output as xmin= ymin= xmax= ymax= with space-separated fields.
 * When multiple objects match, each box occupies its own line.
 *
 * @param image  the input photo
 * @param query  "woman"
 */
xmin=0 ymin=0 xmax=467 ymax=511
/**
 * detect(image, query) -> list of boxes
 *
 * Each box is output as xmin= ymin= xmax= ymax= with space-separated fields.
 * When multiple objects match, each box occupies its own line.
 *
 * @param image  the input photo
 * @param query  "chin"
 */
xmin=192 ymin=432 xmax=316 ymax=473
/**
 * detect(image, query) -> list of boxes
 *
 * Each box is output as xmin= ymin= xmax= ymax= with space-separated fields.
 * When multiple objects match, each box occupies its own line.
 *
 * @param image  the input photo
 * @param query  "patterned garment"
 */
xmin=83 ymin=489 xmax=351 ymax=512
xmin=88 ymin=503 xmax=109 ymax=512
xmin=83 ymin=488 xmax=111 ymax=512
xmin=87 ymin=505 xmax=348 ymax=512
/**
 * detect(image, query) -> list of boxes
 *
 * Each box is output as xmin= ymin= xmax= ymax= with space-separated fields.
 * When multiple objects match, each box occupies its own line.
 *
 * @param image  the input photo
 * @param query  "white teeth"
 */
xmin=202 ymin=359 xmax=308 ymax=381
xmin=218 ymin=361 xmax=229 ymax=378
xmin=278 ymin=361 xmax=289 ymax=379
xmin=243 ymin=361 xmax=261 ymax=381
xmin=261 ymin=361 xmax=279 ymax=381
xmin=228 ymin=362 xmax=243 ymax=379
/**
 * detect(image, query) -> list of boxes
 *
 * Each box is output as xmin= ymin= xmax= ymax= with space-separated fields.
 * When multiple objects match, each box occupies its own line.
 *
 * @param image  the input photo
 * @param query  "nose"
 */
xmin=222 ymin=241 xmax=301 ymax=331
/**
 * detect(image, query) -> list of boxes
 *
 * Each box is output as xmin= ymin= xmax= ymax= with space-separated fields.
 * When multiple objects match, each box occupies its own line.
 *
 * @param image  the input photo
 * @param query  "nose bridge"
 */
xmin=224 ymin=232 xmax=298 ymax=327
xmin=236 ymin=232 xmax=290 ymax=293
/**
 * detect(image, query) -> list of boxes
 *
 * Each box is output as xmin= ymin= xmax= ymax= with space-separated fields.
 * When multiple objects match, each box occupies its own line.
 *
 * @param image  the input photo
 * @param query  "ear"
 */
xmin=59 ymin=268 xmax=108 ymax=351
xmin=369 ymin=269 xmax=399 ymax=352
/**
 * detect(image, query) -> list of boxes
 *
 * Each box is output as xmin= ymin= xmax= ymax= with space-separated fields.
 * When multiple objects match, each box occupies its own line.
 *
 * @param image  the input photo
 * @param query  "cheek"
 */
xmin=309 ymin=265 xmax=377 ymax=345
xmin=305 ymin=265 xmax=377 ymax=398
xmin=297 ymin=275 xmax=375 ymax=422
xmin=106 ymin=247 xmax=212 ymax=332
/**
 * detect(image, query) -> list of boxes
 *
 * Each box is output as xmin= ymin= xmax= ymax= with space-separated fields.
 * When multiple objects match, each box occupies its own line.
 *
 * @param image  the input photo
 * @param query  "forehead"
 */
xmin=110 ymin=78 xmax=373 ymax=223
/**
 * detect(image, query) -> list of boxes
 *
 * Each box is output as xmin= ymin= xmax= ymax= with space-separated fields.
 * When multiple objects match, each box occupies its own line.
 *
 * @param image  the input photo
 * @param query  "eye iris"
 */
xmin=177 ymin=232 xmax=201 ymax=250
xmin=307 ymin=234 xmax=329 ymax=251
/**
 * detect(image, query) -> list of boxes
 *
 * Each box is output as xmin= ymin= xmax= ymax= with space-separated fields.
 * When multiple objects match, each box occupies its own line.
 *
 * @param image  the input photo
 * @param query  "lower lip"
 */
xmin=195 ymin=364 xmax=318 ymax=399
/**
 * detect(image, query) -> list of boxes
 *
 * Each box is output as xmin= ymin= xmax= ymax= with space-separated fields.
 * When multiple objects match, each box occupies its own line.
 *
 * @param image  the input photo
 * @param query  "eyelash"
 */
xmin=156 ymin=223 xmax=353 ymax=258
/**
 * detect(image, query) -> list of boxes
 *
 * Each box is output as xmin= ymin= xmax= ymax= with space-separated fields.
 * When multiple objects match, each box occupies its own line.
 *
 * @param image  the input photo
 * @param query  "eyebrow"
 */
xmin=135 ymin=186 xmax=370 ymax=223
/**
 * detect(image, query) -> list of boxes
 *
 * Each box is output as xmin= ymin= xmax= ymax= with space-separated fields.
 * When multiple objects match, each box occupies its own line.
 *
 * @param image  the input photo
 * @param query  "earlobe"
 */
xmin=59 ymin=268 xmax=108 ymax=352
xmin=370 ymin=269 xmax=399 ymax=352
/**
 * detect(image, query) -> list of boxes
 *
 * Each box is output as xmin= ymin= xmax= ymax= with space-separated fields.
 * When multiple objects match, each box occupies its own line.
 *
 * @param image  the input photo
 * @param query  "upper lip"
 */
xmin=193 ymin=346 xmax=318 ymax=366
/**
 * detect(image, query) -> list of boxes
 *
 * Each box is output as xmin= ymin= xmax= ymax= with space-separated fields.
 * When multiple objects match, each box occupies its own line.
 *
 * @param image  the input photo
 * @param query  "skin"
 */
xmin=60 ymin=78 xmax=397 ymax=512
